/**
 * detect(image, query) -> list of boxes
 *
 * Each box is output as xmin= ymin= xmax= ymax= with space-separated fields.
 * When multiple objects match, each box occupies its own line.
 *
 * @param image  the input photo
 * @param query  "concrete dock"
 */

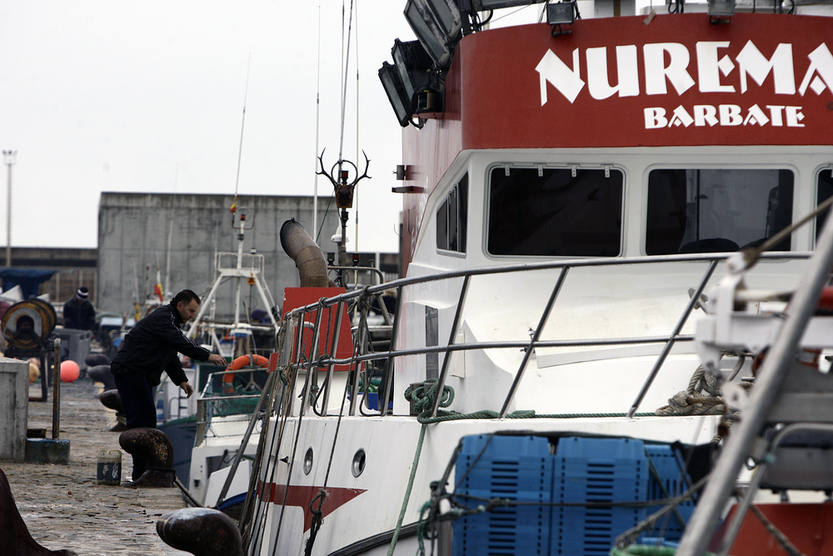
xmin=2 ymin=378 xmax=190 ymax=555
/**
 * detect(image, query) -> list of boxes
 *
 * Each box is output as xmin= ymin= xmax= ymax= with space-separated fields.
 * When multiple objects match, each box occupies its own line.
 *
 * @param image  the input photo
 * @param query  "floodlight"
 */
xmin=404 ymin=0 xmax=462 ymax=68
xmin=708 ymin=0 xmax=735 ymax=21
xmin=546 ymin=2 xmax=575 ymax=25
xmin=379 ymin=62 xmax=412 ymax=127
xmin=392 ymin=39 xmax=434 ymax=104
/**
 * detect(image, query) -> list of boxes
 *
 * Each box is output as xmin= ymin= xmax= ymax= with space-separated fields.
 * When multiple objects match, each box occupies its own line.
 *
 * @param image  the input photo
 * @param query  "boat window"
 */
xmin=487 ymin=166 xmax=623 ymax=256
xmin=646 ymin=169 xmax=794 ymax=254
xmin=436 ymin=174 xmax=468 ymax=254
xmin=816 ymin=169 xmax=833 ymax=240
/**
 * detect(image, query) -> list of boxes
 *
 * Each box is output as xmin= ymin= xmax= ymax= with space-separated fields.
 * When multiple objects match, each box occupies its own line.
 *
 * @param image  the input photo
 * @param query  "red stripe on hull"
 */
xmin=258 ymin=480 xmax=366 ymax=532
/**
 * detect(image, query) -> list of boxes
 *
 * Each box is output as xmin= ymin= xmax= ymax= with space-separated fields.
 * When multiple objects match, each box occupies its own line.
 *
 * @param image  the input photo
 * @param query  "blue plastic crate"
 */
xmin=453 ymin=435 xmax=552 ymax=556
xmin=642 ymin=444 xmax=695 ymax=542
xmin=451 ymin=435 xmax=696 ymax=556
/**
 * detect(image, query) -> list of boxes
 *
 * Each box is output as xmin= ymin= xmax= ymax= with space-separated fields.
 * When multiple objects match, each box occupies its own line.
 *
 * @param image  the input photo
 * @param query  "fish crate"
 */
xmin=451 ymin=435 xmax=695 ymax=556
xmin=453 ymin=435 xmax=553 ymax=555
xmin=552 ymin=437 xmax=650 ymax=556
xmin=643 ymin=444 xmax=696 ymax=542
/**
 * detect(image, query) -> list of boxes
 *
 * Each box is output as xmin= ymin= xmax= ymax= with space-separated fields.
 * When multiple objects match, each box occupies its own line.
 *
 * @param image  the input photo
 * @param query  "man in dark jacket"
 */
xmin=111 ymin=289 xmax=225 ymax=481
xmin=63 ymin=286 xmax=96 ymax=330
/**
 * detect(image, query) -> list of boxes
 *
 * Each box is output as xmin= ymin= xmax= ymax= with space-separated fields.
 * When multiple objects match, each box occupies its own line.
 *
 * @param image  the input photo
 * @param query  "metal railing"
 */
xmin=275 ymin=252 xmax=807 ymax=420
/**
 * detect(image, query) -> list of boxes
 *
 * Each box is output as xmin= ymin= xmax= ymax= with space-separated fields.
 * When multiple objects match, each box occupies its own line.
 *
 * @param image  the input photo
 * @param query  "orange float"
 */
xmin=221 ymin=354 xmax=270 ymax=391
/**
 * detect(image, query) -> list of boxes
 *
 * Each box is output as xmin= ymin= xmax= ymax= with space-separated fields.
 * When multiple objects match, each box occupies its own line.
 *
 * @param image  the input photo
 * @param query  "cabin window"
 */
xmin=646 ymin=169 xmax=794 ymax=254
xmin=436 ymin=174 xmax=468 ymax=253
xmin=487 ymin=166 xmax=623 ymax=256
xmin=816 ymin=169 xmax=833 ymax=241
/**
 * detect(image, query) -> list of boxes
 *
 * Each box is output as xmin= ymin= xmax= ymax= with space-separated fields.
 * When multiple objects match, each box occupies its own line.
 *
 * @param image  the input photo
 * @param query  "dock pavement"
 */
xmin=2 ymin=377 xmax=190 ymax=555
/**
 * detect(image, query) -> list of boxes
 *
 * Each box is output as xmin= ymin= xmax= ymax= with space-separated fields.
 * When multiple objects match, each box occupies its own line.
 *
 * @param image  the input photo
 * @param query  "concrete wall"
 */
xmin=0 ymin=357 xmax=28 ymax=461
xmin=97 ymin=192 xmax=340 ymax=319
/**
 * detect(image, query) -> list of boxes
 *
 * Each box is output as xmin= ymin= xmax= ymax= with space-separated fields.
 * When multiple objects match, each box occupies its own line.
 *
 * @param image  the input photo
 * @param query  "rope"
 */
xmin=388 ymin=423 xmax=427 ymax=555
xmin=417 ymin=409 xmax=656 ymax=424
xmin=656 ymin=365 xmax=727 ymax=417
xmin=404 ymin=379 xmax=455 ymax=414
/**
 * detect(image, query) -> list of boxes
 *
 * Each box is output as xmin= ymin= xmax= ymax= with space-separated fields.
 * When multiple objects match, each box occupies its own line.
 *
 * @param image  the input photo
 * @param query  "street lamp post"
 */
xmin=2 ymin=150 xmax=16 ymax=267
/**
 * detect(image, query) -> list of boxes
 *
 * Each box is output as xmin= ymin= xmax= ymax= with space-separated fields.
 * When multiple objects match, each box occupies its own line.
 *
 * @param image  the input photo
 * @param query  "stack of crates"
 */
xmin=452 ymin=434 xmax=695 ymax=555
xmin=453 ymin=435 xmax=553 ymax=555
xmin=552 ymin=437 xmax=649 ymax=555
xmin=643 ymin=444 xmax=696 ymax=542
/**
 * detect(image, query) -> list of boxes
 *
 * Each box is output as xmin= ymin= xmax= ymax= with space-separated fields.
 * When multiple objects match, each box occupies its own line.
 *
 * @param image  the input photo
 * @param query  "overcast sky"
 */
xmin=0 ymin=1 xmax=424 ymax=253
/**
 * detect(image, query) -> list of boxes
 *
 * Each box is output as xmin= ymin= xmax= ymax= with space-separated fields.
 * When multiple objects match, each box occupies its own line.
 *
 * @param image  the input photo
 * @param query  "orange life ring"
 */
xmin=221 ymin=354 xmax=270 ymax=385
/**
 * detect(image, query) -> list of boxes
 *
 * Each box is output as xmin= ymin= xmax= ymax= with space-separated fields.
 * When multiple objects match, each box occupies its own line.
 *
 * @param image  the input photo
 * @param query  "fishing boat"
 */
xmin=156 ymin=1 xmax=833 ymax=554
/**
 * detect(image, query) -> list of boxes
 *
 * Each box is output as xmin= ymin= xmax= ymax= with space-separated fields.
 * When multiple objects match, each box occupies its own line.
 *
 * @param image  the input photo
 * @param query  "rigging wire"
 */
xmin=232 ymin=52 xmax=252 ymax=213
xmin=313 ymin=1 xmax=322 ymax=239
xmin=337 ymin=0 xmax=356 ymax=165
xmin=354 ymin=0 xmax=360 ymax=251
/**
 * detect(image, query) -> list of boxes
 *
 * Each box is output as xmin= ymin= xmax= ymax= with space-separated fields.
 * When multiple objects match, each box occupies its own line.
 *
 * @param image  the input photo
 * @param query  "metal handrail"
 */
xmin=281 ymin=252 xmax=809 ymax=417
xmin=285 ymin=252 xmax=806 ymax=318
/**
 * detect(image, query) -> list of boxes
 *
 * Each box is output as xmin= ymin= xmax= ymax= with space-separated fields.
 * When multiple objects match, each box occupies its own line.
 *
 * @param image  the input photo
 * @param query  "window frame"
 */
xmin=483 ymin=162 xmax=627 ymax=259
xmin=435 ymin=172 xmax=469 ymax=256
xmin=643 ymin=165 xmax=797 ymax=256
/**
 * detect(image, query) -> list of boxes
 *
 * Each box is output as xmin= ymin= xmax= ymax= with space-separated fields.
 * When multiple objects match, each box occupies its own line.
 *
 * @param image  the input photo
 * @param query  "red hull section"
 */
xmin=715 ymin=503 xmax=833 ymax=555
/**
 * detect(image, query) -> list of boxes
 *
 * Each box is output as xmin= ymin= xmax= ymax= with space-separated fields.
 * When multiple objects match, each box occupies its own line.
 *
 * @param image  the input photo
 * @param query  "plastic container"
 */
xmin=96 ymin=449 xmax=122 ymax=485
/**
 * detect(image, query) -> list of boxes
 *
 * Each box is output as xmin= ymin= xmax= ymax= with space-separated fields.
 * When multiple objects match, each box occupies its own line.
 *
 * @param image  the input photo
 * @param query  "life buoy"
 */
xmin=221 ymin=354 xmax=270 ymax=389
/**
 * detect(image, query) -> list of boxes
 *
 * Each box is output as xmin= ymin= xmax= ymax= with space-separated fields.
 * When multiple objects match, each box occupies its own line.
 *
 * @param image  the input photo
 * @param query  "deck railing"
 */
xmin=276 ymin=252 xmax=807 ymax=420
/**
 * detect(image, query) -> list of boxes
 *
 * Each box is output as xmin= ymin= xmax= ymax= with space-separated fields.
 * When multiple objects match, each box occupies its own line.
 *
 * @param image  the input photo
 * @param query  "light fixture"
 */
xmin=546 ymin=1 xmax=575 ymax=36
xmin=404 ymin=0 xmax=462 ymax=68
xmin=378 ymin=62 xmax=412 ymax=127
xmin=392 ymin=39 xmax=433 ymax=107
xmin=708 ymin=0 xmax=735 ymax=22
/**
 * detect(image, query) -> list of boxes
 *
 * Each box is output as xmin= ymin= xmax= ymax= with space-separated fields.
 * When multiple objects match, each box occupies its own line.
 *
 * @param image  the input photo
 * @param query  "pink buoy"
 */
xmin=60 ymin=360 xmax=80 ymax=382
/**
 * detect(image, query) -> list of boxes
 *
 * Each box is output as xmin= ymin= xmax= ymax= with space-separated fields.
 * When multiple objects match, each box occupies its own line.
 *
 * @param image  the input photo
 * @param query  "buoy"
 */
xmin=222 ymin=354 xmax=269 ymax=392
xmin=27 ymin=357 xmax=40 ymax=384
xmin=60 ymin=360 xmax=80 ymax=382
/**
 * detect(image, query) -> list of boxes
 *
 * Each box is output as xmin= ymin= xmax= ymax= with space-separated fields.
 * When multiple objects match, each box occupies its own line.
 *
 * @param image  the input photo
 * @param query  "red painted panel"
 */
xmin=282 ymin=287 xmax=354 ymax=371
xmin=399 ymin=13 xmax=833 ymax=271
xmin=712 ymin=503 xmax=833 ymax=555
xmin=461 ymin=14 xmax=833 ymax=149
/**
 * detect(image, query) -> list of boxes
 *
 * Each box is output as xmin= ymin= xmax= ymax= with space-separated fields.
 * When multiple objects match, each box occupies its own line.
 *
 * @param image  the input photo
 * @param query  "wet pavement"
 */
xmin=2 ymin=376 xmax=190 ymax=555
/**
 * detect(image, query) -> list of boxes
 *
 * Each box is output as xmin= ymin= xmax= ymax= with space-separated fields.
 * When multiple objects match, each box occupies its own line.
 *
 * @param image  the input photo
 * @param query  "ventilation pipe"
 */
xmin=280 ymin=219 xmax=329 ymax=287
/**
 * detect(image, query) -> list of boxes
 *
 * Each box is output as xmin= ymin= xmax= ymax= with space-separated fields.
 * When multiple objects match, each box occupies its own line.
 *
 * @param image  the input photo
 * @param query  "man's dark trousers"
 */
xmin=113 ymin=369 xmax=157 ymax=481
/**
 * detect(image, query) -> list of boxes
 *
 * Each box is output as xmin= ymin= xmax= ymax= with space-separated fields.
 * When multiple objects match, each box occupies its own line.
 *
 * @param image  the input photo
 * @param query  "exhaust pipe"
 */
xmin=280 ymin=219 xmax=329 ymax=287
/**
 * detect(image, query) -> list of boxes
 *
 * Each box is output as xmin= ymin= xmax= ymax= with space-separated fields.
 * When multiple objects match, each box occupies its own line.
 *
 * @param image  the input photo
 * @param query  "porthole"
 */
xmin=303 ymin=447 xmax=314 ymax=475
xmin=351 ymin=449 xmax=366 ymax=477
